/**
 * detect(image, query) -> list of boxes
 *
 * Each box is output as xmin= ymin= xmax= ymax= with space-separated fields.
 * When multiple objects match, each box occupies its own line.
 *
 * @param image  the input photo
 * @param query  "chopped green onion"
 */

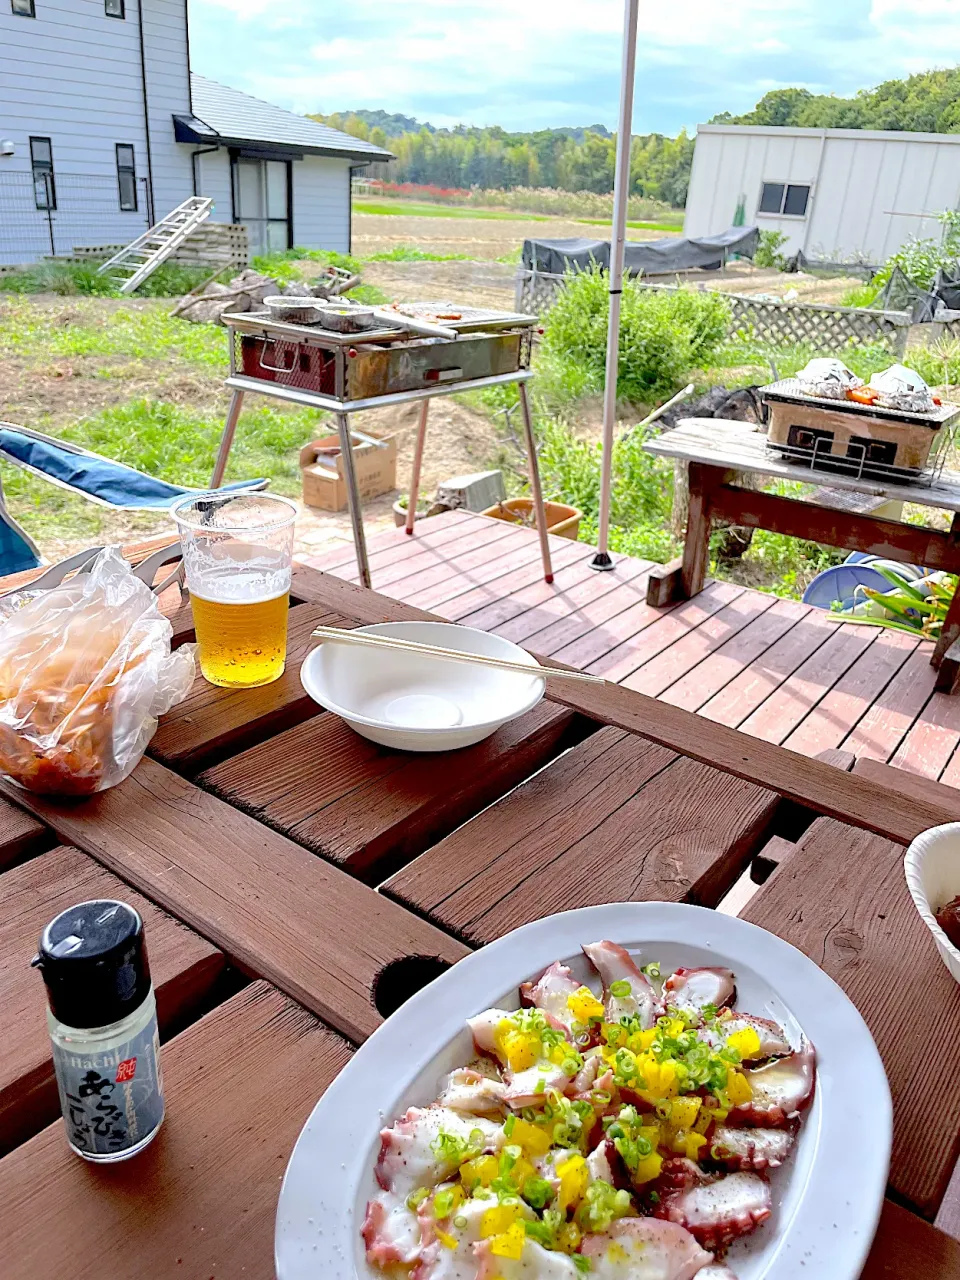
xmin=521 ymin=1175 xmax=555 ymax=1210
xmin=534 ymin=1078 xmax=546 ymax=1094
xmin=573 ymin=1257 xmax=593 ymax=1275
xmin=642 ymin=962 xmax=661 ymax=979
xmin=433 ymin=1189 xmax=456 ymax=1218
xmin=453 ymin=1214 xmax=467 ymax=1229
xmin=503 ymin=1115 xmax=516 ymax=1138
xmin=610 ymin=980 xmax=632 ymax=998
xmin=562 ymin=1058 xmax=579 ymax=1075
xmin=405 ymin=1187 xmax=430 ymax=1211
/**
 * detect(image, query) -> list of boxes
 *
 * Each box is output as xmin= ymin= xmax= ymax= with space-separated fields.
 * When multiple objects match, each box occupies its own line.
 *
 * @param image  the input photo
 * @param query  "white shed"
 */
xmin=683 ymin=123 xmax=960 ymax=266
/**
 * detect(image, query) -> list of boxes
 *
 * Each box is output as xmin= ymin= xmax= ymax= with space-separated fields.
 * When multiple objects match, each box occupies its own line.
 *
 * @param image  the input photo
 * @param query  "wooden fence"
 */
xmin=515 ymin=268 xmax=911 ymax=357
xmin=69 ymin=222 xmax=249 ymax=269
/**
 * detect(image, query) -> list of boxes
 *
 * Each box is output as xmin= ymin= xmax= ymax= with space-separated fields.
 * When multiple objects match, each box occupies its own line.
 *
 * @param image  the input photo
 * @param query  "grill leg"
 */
xmin=518 ymin=382 xmax=554 ymax=584
xmin=406 ymin=399 xmax=430 ymax=535
xmin=336 ymin=412 xmax=371 ymax=590
xmin=211 ymin=389 xmax=245 ymax=487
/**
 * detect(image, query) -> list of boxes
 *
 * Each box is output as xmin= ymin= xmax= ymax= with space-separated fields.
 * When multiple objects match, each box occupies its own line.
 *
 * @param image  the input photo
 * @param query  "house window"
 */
xmin=30 ymin=137 xmax=55 ymax=211
xmin=11 ymin=0 xmax=36 ymax=16
xmin=105 ymin=0 xmax=125 ymax=16
xmin=758 ymin=181 xmax=810 ymax=218
xmin=231 ymin=156 xmax=292 ymax=256
xmin=116 ymin=144 xmax=137 ymax=211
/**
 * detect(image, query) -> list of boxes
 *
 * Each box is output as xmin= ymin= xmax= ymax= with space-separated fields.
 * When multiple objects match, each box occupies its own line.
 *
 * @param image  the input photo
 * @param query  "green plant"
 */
xmin=538 ymin=267 xmax=730 ymax=403
xmin=0 ymin=259 xmax=213 ymax=297
xmin=754 ymin=230 xmax=790 ymax=271
xmin=839 ymin=281 xmax=881 ymax=308
xmin=871 ymin=209 xmax=960 ymax=292
xmin=250 ymin=245 xmax=363 ymax=282
xmin=366 ymin=245 xmax=470 ymax=262
xmin=833 ymin=564 xmax=954 ymax=638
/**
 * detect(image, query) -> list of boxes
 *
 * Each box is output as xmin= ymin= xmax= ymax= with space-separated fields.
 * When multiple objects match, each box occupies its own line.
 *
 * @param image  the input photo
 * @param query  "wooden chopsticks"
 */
xmin=310 ymin=625 xmax=606 ymax=684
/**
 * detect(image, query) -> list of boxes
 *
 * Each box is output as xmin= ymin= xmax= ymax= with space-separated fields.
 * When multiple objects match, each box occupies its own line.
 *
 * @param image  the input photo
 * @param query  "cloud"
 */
xmin=186 ymin=0 xmax=960 ymax=134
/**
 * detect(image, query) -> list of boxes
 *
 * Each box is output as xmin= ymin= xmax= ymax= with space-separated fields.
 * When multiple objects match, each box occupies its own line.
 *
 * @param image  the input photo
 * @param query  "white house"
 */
xmin=0 ymin=0 xmax=391 ymax=265
xmin=684 ymin=123 xmax=960 ymax=267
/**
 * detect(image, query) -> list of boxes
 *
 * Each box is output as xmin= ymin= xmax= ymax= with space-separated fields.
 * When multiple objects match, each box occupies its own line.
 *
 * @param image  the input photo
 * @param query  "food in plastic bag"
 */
xmin=867 ymin=364 xmax=935 ymax=413
xmin=795 ymin=358 xmax=864 ymax=400
xmin=0 ymin=548 xmax=196 ymax=795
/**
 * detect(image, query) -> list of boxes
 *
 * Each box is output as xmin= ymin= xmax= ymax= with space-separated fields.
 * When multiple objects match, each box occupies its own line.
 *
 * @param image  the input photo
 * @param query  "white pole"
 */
xmin=591 ymin=0 xmax=640 ymax=572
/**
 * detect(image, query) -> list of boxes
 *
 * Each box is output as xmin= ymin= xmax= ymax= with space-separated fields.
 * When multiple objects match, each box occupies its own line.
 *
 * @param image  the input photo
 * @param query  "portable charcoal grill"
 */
xmin=761 ymin=378 xmax=960 ymax=483
xmin=210 ymin=302 xmax=554 ymax=590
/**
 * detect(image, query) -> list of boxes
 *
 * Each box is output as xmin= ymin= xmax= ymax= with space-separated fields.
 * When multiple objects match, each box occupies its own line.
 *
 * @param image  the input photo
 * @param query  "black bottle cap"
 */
xmin=32 ymin=900 xmax=152 ymax=1030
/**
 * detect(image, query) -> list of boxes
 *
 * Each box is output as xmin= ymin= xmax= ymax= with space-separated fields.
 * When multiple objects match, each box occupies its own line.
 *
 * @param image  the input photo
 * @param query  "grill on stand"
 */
xmin=211 ymin=302 xmax=553 ymax=589
xmin=761 ymin=378 xmax=960 ymax=485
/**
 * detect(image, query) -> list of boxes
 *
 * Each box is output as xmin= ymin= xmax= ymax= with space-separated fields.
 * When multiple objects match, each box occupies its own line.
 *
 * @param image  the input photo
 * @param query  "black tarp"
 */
xmin=522 ymin=226 xmax=759 ymax=276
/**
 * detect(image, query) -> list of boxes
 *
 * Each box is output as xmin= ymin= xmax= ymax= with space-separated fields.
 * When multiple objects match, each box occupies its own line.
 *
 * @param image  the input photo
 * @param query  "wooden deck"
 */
xmin=301 ymin=510 xmax=960 ymax=788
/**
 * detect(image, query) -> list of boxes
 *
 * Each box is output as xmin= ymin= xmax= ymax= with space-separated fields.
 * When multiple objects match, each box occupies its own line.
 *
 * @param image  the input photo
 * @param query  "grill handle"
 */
xmin=258 ymin=338 xmax=297 ymax=374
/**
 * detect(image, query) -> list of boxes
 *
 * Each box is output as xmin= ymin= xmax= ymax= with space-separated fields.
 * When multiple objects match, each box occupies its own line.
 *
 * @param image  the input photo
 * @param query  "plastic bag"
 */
xmin=0 ymin=547 xmax=196 ymax=795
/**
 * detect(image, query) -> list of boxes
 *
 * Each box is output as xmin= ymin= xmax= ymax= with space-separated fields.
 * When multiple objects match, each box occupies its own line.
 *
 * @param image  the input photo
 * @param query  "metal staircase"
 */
xmin=97 ymin=197 xmax=214 ymax=294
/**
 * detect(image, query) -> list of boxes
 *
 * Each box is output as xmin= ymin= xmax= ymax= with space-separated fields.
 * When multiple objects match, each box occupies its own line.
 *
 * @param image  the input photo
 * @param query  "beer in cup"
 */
xmin=172 ymin=492 xmax=297 ymax=689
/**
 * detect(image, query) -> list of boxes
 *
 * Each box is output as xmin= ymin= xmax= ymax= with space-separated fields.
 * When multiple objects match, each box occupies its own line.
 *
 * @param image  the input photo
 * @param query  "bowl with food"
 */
xmin=275 ymin=902 xmax=891 ymax=1280
xmin=904 ymin=821 xmax=960 ymax=984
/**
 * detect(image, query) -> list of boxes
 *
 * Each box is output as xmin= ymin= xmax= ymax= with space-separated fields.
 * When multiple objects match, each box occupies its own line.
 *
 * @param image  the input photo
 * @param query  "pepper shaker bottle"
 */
xmin=32 ymin=899 xmax=164 ymax=1162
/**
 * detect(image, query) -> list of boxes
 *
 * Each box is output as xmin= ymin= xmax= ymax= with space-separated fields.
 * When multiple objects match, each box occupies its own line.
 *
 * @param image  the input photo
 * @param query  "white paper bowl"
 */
xmin=904 ymin=821 xmax=960 ymax=984
xmin=299 ymin=621 xmax=546 ymax=752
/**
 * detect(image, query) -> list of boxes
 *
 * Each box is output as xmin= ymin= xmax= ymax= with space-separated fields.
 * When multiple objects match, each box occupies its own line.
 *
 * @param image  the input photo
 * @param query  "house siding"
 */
xmin=684 ymin=124 xmax=960 ymax=265
xmin=292 ymin=156 xmax=351 ymax=252
xmin=194 ymin=148 xmax=234 ymax=225
xmin=0 ymin=0 xmax=194 ymax=264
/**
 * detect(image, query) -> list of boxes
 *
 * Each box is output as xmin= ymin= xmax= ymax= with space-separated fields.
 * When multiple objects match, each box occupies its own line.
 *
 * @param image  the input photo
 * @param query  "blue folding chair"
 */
xmin=0 ymin=423 xmax=267 ymax=575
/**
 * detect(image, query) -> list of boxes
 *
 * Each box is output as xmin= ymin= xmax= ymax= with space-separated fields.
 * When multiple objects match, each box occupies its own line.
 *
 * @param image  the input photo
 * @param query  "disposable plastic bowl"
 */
xmin=904 ymin=821 xmax=960 ymax=985
xmin=299 ymin=621 xmax=546 ymax=752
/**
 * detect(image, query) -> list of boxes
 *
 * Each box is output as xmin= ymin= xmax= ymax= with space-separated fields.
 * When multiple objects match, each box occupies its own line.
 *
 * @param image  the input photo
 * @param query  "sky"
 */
xmin=188 ymin=0 xmax=960 ymax=136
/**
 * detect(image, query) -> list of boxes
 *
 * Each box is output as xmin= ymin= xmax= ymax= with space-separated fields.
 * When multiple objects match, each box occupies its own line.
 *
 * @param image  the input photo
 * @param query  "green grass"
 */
xmin=366 ymin=245 xmax=471 ymax=262
xmin=0 ymin=297 xmax=224 ymax=370
xmin=0 ymin=259 xmax=213 ymax=298
xmin=354 ymin=199 xmax=545 ymax=221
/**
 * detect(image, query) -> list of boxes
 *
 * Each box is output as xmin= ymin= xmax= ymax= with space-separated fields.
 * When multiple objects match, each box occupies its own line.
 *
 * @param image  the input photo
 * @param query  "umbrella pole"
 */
xmin=591 ymin=0 xmax=640 ymax=572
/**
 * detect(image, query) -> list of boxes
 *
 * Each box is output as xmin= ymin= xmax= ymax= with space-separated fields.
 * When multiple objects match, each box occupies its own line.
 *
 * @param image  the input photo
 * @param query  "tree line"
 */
xmin=313 ymin=66 xmax=960 ymax=208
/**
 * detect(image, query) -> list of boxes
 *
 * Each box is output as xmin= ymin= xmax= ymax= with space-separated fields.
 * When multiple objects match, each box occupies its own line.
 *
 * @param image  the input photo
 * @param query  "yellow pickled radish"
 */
xmin=726 ymin=1070 xmax=753 ymax=1105
xmin=489 ymin=1221 xmax=526 ymax=1260
xmin=481 ymin=1203 xmax=523 ymax=1238
xmin=501 ymin=1030 xmax=539 ymax=1072
xmin=632 ymin=1151 xmax=663 ymax=1184
xmin=684 ymin=1132 xmax=707 ymax=1160
xmin=510 ymin=1118 xmax=552 ymax=1157
xmin=436 ymin=1228 xmax=458 ymax=1250
xmin=557 ymin=1154 xmax=589 ymax=1209
xmin=727 ymin=1027 xmax=762 ymax=1060
xmin=668 ymin=1096 xmax=701 ymax=1130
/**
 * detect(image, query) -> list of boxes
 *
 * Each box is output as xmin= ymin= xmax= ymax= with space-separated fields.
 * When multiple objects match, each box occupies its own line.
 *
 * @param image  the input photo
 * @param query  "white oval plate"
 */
xmin=275 ymin=902 xmax=891 ymax=1280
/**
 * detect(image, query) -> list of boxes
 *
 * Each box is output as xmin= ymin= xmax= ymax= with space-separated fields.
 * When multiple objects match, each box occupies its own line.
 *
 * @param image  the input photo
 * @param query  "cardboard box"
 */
xmin=300 ymin=430 xmax=397 ymax=512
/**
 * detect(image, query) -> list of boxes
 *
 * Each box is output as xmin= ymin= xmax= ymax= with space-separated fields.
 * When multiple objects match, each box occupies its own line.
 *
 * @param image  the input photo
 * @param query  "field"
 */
xmin=0 ymin=196 xmax=902 ymax=586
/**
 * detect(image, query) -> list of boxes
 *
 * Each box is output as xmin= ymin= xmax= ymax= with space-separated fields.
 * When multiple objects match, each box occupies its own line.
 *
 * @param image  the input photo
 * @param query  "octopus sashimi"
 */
xmin=579 ymin=1218 xmax=713 ymax=1278
xmin=663 ymin=968 xmax=736 ymax=1019
xmin=437 ymin=1068 xmax=508 ymax=1116
xmin=654 ymin=1169 xmax=772 ymax=1252
xmin=520 ymin=960 xmax=582 ymax=1033
xmin=376 ymin=1107 xmax=504 ymax=1195
xmin=713 ymin=1012 xmax=792 ymax=1060
xmin=725 ymin=1043 xmax=816 ymax=1128
xmin=473 ymin=1238 xmax=584 ymax=1278
xmin=697 ymin=1268 xmax=739 ymax=1279
xmin=709 ymin=1126 xmax=795 ymax=1172
xmin=467 ymin=1008 xmax=576 ymax=1108
xmin=362 ymin=1191 xmax=421 ymax=1267
xmin=582 ymin=940 xmax=660 ymax=1027
xmin=413 ymin=1196 xmax=533 ymax=1280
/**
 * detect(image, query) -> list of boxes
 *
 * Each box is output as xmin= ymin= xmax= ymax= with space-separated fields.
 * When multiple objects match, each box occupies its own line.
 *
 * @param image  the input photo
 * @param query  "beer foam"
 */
xmin=187 ymin=563 xmax=290 ymax=604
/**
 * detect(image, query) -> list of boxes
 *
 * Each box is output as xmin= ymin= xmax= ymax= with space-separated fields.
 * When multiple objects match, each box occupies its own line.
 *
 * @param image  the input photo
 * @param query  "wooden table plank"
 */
xmin=853 ymin=756 xmax=960 ymax=816
xmin=863 ymin=1200 xmax=960 ymax=1278
xmin=0 ymin=845 xmax=225 ymax=1157
xmin=149 ymin=602 xmax=349 ymax=773
xmin=0 ymin=759 xmax=468 ymax=1044
xmin=743 ymin=816 xmax=960 ymax=1217
xmin=199 ymin=700 xmax=579 ymax=882
xmin=0 ymin=981 xmax=352 ymax=1280
xmin=385 ymin=726 xmax=779 ymax=943
xmin=0 ymin=795 xmax=49 ymax=871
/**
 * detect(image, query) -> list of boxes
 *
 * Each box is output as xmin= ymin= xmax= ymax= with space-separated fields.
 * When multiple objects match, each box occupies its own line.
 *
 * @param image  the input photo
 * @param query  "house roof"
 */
xmin=175 ymin=75 xmax=393 ymax=163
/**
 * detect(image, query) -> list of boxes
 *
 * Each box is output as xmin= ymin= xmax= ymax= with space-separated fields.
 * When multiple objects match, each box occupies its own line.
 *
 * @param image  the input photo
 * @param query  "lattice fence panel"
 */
xmin=515 ymin=269 xmax=911 ymax=357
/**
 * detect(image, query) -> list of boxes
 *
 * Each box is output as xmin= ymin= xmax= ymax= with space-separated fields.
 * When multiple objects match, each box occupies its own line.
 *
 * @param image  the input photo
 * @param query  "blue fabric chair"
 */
xmin=0 ymin=423 xmax=266 ymax=575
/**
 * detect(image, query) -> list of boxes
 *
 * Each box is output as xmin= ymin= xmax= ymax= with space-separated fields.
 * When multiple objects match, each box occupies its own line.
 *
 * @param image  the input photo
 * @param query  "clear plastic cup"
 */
xmin=172 ymin=491 xmax=297 ymax=689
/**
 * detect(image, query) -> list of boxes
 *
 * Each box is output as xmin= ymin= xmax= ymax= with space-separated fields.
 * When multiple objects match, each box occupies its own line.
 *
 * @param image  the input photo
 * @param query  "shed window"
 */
xmin=30 ymin=137 xmax=56 ymax=211
xmin=116 ymin=144 xmax=137 ymax=211
xmin=105 ymin=0 xmax=125 ymax=16
xmin=759 ymin=181 xmax=810 ymax=218
xmin=11 ymin=0 xmax=36 ymax=15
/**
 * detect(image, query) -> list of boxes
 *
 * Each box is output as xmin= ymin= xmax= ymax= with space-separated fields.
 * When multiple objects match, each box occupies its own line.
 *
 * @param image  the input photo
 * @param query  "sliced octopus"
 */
xmin=654 ymin=1169 xmax=772 ymax=1252
xmin=520 ymin=959 xmax=583 ymax=1034
xmin=375 ymin=1107 xmax=504 ymax=1195
xmin=709 ymin=1125 xmax=796 ymax=1172
xmin=437 ymin=1067 xmax=507 ymax=1116
xmin=582 ymin=940 xmax=661 ymax=1027
xmin=579 ymin=1218 xmax=713 ymax=1278
xmin=663 ymin=967 xmax=736 ymax=1019
xmin=725 ymin=1042 xmax=816 ymax=1128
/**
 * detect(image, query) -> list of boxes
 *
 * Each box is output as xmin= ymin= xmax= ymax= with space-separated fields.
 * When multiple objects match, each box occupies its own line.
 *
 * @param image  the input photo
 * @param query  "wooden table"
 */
xmin=2 ymin=560 xmax=960 ymax=1277
xmin=644 ymin=418 xmax=960 ymax=688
